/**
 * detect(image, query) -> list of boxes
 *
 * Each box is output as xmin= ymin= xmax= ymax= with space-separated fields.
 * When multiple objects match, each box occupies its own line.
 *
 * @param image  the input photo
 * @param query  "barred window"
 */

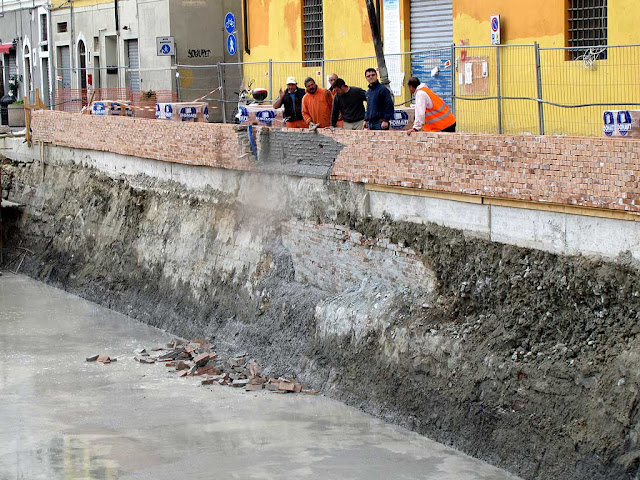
xmin=567 ymin=0 xmax=607 ymax=60
xmin=303 ymin=0 xmax=323 ymax=67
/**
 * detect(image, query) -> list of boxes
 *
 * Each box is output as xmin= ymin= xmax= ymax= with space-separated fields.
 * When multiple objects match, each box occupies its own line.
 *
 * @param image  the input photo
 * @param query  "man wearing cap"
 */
xmin=407 ymin=76 xmax=456 ymax=132
xmin=273 ymin=77 xmax=307 ymax=128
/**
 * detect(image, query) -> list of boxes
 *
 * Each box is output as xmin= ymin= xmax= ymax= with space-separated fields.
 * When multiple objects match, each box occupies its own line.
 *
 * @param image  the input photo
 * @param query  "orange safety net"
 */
xmin=131 ymin=90 xmax=179 ymax=119
xmin=54 ymin=88 xmax=178 ymax=118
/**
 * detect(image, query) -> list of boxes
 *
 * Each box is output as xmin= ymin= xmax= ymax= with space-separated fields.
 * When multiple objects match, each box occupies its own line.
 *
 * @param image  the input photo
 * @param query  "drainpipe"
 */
xmin=114 ymin=0 xmax=119 ymax=31
xmin=47 ymin=3 xmax=53 ymax=106
xmin=69 ymin=0 xmax=74 ymax=84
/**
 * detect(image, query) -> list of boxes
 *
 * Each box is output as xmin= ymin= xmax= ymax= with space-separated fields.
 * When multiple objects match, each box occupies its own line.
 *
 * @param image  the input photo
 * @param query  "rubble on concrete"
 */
xmin=134 ymin=339 xmax=318 ymax=395
xmin=86 ymin=354 xmax=116 ymax=363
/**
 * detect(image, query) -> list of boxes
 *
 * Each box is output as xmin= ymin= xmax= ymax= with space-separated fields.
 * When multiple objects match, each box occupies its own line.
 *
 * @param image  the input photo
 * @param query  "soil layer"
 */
xmin=4 ymin=158 xmax=640 ymax=480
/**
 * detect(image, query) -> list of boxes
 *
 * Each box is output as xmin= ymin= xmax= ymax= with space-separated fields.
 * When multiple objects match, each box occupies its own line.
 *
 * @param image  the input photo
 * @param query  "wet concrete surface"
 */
xmin=0 ymin=274 xmax=521 ymax=480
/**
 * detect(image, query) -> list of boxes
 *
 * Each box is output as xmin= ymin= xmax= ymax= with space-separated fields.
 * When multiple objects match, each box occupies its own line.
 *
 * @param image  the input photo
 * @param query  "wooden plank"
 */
xmin=365 ymin=184 xmax=483 ymax=204
xmin=482 ymin=197 xmax=640 ymax=222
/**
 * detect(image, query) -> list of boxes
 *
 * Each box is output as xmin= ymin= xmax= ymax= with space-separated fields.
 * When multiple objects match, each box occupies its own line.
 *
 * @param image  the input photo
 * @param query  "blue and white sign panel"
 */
xmin=91 ymin=102 xmax=107 ymax=116
xmin=180 ymin=107 xmax=197 ymax=121
xmin=617 ymin=111 xmax=633 ymax=136
xmin=390 ymin=110 xmax=409 ymax=130
xmin=227 ymin=34 xmax=237 ymax=56
xmin=256 ymin=110 xmax=275 ymax=125
xmin=225 ymin=12 xmax=236 ymax=34
xmin=603 ymin=111 xmax=615 ymax=137
xmin=236 ymin=106 xmax=249 ymax=123
xmin=602 ymin=110 xmax=639 ymax=137
xmin=156 ymin=36 xmax=175 ymax=56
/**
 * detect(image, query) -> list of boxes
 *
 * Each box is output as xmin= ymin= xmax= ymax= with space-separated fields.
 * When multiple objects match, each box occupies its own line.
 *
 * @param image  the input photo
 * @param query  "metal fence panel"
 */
xmin=452 ymin=45 xmax=501 ymax=134
xmin=496 ymin=45 xmax=539 ymax=135
xmin=175 ymin=64 xmax=223 ymax=122
xmin=539 ymin=44 xmax=640 ymax=136
xmin=323 ymin=56 xmax=377 ymax=93
xmin=49 ymin=44 xmax=640 ymax=136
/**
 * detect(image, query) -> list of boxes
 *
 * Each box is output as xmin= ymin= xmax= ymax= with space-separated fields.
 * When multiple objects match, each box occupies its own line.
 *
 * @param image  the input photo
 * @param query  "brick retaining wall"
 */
xmin=31 ymin=110 xmax=640 ymax=214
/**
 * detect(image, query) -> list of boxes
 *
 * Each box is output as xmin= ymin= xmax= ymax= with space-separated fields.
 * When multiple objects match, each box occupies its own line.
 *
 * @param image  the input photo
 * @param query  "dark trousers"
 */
xmin=441 ymin=122 xmax=456 ymax=132
xmin=368 ymin=120 xmax=389 ymax=130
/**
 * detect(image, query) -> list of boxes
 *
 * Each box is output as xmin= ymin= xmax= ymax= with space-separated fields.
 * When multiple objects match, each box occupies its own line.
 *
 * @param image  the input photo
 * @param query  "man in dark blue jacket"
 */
xmin=363 ymin=68 xmax=394 ymax=130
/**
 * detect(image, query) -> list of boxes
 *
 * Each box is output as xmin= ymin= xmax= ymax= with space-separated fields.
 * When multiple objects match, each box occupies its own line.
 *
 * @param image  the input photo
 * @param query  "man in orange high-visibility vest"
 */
xmin=407 ymin=77 xmax=456 ymax=133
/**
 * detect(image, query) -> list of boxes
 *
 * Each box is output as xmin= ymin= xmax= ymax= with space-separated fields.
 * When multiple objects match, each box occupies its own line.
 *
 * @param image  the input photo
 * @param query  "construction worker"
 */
xmin=407 ymin=76 xmax=456 ymax=133
xmin=273 ymin=77 xmax=307 ymax=128
xmin=301 ymin=77 xmax=333 ymax=128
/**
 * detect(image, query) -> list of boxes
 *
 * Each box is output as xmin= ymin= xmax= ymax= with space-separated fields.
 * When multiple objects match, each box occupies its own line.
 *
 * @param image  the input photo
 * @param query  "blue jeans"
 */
xmin=368 ymin=120 xmax=389 ymax=130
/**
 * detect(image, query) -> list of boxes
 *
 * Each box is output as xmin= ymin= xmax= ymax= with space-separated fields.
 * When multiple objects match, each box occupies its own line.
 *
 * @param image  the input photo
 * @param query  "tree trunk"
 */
xmin=365 ymin=0 xmax=394 ymax=98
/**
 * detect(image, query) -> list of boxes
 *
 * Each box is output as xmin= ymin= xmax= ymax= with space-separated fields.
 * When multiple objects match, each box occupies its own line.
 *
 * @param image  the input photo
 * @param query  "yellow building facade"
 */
xmin=453 ymin=0 xmax=640 ymax=136
xmin=242 ymin=0 xmax=637 ymax=136
xmin=242 ymin=0 xmax=383 ymax=95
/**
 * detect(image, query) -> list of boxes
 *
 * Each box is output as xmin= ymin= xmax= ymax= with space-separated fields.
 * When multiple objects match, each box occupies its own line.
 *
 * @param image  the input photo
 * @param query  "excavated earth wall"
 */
xmin=3 ymin=146 xmax=640 ymax=480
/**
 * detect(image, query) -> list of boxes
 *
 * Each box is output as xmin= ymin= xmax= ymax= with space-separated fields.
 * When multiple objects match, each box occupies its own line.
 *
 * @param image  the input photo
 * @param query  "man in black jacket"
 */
xmin=363 ymin=68 xmax=394 ymax=130
xmin=330 ymin=78 xmax=366 ymax=130
xmin=273 ymin=76 xmax=306 ymax=128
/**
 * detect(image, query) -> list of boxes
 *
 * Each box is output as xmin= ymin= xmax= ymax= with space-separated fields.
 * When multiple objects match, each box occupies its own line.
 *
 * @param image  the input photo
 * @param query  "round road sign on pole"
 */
xmin=227 ymin=34 xmax=237 ymax=56
xmin=225 ymin=12 xmax=236 ymax=34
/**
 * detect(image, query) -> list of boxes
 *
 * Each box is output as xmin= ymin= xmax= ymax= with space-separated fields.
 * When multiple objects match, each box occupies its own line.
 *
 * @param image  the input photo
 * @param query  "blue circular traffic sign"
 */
xmin=161 ymin=44 xmax=171 ymax=55
xmin=225 ymin=12 xmax=236 ymax=34
xmin=227 ymin=34 xmax=237 ymax=56
xmin=491 ymin=17 xmax=499 ymax=32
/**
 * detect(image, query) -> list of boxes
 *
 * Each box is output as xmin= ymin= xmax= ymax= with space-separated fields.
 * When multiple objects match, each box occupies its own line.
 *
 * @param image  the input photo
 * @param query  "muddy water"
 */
xmin=0 ymin=274 xmax=520 ymax=480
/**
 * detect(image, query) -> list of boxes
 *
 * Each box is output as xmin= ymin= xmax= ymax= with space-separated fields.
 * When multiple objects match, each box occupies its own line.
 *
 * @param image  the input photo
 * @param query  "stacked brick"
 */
xmin=326 ymin=129 xmax=640 ymax=213
xmin=31 ymin=110 xmax=255 ymax=171
xmin=281 ymin=219 xmax=434 ymax=294
xmin=31 ymin=111 xmax=640 ymax=214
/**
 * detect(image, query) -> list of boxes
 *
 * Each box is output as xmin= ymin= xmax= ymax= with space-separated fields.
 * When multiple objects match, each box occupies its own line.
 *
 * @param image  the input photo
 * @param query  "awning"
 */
xmin=0 ymin=43 xmax=14 ymax=54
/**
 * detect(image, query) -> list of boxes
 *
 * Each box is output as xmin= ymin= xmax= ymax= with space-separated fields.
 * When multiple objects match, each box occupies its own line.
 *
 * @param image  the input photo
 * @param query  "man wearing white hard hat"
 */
xmin=273 ymin=76 xmax=307 ymax=128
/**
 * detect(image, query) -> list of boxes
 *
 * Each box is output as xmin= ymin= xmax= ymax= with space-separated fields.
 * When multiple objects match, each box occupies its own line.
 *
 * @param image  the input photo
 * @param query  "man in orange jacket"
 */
xmin=407 ymin=76 xmax=456 ymax=132
xmin=301 ymin=77 xmax=333 ymax=128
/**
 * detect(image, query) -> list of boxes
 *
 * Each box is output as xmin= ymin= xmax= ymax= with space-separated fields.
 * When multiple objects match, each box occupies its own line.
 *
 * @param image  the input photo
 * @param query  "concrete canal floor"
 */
xmin=0 ymin=274 xmax=521 ymax=480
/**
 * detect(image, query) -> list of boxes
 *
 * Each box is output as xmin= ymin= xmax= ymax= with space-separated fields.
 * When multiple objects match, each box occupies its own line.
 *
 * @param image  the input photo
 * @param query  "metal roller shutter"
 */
xmin=8 ymin=52 xmax=17 ymax=78
xmin=127 ymin=40 xmax=140 ymax=93
xmin=409 ymin=0 xmax=454 ymax=109
xmin=60 ymin=46 xmax=71 ymax=89
xmin=410 ymin=0 xmax=453 ymax=50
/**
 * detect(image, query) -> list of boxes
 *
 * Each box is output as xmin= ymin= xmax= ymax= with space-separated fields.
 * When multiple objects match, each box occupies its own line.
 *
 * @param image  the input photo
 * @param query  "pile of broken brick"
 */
xmin=86 ymin=354 xmax=116 ymax=364
xmin=88 ymin=339 xmax=318 ymax=395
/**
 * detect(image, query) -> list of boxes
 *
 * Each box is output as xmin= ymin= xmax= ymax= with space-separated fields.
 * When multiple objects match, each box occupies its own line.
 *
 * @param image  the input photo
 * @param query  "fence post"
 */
xmin=321 ymin=58 xmax=325 ymax=88
xmin=268 ymin=59 xmax=273 ymax=102
xmin=450 ymin=44 xmax=456 ymax=115
xmin=51 ymin=64 xmax=56 ymax=110
xmin=496 ymin=45 xmax=503 ymax=134
xmin=534 ymin=42 xmax=545 ymax=136
xmin=175 ymin=66 xmax=182 ymax=102
xmin=218 ymin=63 xmax=226 ymax=123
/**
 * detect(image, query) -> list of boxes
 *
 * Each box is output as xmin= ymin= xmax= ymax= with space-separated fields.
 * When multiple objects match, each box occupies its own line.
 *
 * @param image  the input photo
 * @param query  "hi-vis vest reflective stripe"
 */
xmin=418 ymin=86 xmax=456 ymax=132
